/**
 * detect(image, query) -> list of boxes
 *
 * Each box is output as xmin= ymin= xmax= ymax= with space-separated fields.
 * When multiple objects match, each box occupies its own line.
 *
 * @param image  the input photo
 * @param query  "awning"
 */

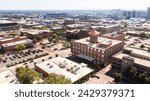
xmin=77 ymin=54 xmax=95 ymax=62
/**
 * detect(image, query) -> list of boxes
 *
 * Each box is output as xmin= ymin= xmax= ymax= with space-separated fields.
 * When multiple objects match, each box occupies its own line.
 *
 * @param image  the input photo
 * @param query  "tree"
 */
xmin=129 ymin=67 xmax=138 ymax=79
xmin=139 ymin=33 xmax=149 ymax=38
xmin=12 ymin=31 xmax=19 ymax=37
xmin=33 ymin=38 xmax=38 ymax=43
xmin=16 ymin=67 xmax=42 ymax=84
xmin=67 ymin=32 xmax=78 ymax=39
xmin=52 ymin=34 xmax=57 ymax=39
xmin=57 ymin=36 xmax=63 ymax=41
xmin=138 ymin=72 xmax=148 ymax=83
xmin=40 ymin=26 xmax=48 ymax=30
xmin=14 ymin=44 xmax=26 ymax=51
xmin=36 ymin=36 xmax=43 ymax=41
xmin=48 ymin=37 xmax=53 ymax=42
xmin=44 ymin=73 xmax=72 ymax=84
xmin=62 ymin=42 xmax=68 ymax=49
xmin=144 ymin=77 xmax=150 ymax=84
xmin=61 ymin=37 xmax=67 ymax=41
xmin=53 ymin=39 xmax=59 ymax=43
xmin=140 ymin=44 xmax=145 ymax=48
xmin=113 ymin=72 xmax=122 ymax=83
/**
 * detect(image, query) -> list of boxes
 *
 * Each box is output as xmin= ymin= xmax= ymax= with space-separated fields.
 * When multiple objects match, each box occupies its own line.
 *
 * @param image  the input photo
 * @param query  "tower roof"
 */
xmin=88 ymin=29 xmax=100 ymax=36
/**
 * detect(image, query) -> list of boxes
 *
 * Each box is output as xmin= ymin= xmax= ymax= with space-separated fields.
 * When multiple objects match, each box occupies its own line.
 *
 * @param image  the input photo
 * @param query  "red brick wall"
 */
xmin=0 ymin=36 xmax=27 ymax=45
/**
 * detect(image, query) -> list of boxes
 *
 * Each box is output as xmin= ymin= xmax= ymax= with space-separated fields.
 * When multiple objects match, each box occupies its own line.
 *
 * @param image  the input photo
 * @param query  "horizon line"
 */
xmin=0 ymin=9 xmax=147 ymax=11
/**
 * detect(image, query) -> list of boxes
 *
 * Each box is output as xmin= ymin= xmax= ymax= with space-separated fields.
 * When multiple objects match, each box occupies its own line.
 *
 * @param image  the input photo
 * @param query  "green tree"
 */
xmin=48 ymin=37 xmax=53 ymax=42
xmin=144 ymin=77 xmax=150 ymax=84
xmin=138 ymin=72 xmax=148 ymax=83
xmin=139 ymin=33 xmax=149 ymax=38
xmin=16 ymin=67 xmax=42 ymax=84
xmin=52 ymin=34 xmax=57 ymax=39
xmin=12 ymin=31 xmax=19 ymax=37
xmin=67 ymin=32 xmax=78 ymax=39
xmin=44 ymin=73 xmax=72 ymax=84
xmin=113 ymin=72 xmax=122 ymax=83
xmin=14 ymin=44 xmax=26 ymax=51
xmin=129 ymin=67 xmax=138 ymax=79
xmin=62 ymin=42 xmax=68 ymax=49
xmin=53 ymin=39 xmax=59 ymax=43
xmin=57 ymin=36 xmax=63 ymax=41
xmin=40 ymin=26 xmax=48 ymax=30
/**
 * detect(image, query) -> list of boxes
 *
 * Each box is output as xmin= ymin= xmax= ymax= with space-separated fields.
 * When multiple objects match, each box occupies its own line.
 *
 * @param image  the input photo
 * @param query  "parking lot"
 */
xmin=7 ymin=55 xmax=52 ymax=74
xmin=0 ymin=48 xmax=49 ymax=68
xmin=35 ymin=41 xmax=72 ymax=58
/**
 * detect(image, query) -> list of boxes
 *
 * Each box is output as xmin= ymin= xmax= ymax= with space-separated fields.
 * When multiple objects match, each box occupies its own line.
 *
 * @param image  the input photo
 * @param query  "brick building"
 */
xmin=112 ymin=47 xmax=150 ymax=73
xmin=0 ymin=36 xmax=33 ymax=52
xmin=20 ymin=29 xmax=53 ymax=39
xmin=71 ymin=29 xmax=124 ymax=68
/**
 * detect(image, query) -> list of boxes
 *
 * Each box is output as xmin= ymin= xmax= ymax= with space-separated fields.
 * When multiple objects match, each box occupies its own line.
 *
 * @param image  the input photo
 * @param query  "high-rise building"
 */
xmin=132 ymin=10 xmax=136 ymax=18
xmin=147 ymin=7 xmax=150 ymax=20
xmin=123 ymin=10 xmax=146 ymax=19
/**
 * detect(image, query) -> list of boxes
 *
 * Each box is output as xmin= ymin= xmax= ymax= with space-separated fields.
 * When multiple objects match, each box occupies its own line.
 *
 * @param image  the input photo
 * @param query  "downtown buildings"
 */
xmin=0 ymin=36 xmax=33 ymax=53
xmin=147 ymin=7 xmax=150 ymax=20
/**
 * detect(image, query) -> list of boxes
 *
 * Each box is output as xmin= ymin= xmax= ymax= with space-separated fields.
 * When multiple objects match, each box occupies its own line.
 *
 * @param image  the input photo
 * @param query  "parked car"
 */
xmin=54 ymin=48 xmax=58 ymax=51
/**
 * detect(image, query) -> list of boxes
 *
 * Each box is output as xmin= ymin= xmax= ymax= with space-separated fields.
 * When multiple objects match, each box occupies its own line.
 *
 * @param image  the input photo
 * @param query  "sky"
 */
xmin=0 ymin=0 xmax=150 ymax=10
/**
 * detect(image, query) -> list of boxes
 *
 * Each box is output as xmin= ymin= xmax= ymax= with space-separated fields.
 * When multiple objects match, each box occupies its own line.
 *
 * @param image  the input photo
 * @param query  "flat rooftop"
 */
xmin=0 ymin=37 xmax=14 ymax=42
xmin=113 ymin=53 xmax=150 ymax=68
xmin=91 ymin=24 xmax=120 ymax=29
xmin=36 ymin=57 xmax=94 ymax=83
xmin=0 ymin=70 xmax=17 ymax=84
xmin=125 ymin=47 xmax=150 ymax=58
xmin=21 ymin=29 xmax=52 ymax=35
xmin=102 ymin=32 xmax=123 ymax=38
xmin=2 ymin=39 xmax=32 ymax=47
xmin=74 ymin=37 xmax=123 ymax=50
xmin=66 ymin=24 xmax=85 ymax=28
xmin=0 ymin=36 xmax=26 ymax=42
xmin=126 ymin=31 xmax=150 ymax=35
xmin=0 ymin=20 xmax=16 ymax=24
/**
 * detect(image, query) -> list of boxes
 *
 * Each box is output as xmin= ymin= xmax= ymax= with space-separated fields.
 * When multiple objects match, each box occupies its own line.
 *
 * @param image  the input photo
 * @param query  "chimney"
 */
xmin=88 ymin=29 xmax=100 ymax=44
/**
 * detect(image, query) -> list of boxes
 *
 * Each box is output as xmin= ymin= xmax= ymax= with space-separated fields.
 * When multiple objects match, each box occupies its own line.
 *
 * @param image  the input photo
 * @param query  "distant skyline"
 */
xmin=0 ymin=0 xmax=150 ymax=10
